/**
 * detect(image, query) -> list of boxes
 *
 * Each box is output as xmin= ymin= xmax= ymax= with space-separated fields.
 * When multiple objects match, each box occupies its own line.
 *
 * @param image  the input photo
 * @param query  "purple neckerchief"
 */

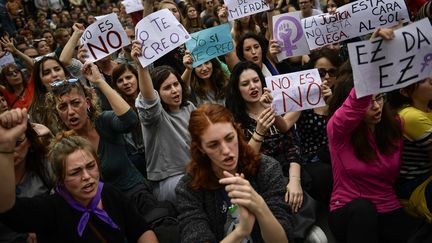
xmin=55 ymin=181 xmax=119 ymax=237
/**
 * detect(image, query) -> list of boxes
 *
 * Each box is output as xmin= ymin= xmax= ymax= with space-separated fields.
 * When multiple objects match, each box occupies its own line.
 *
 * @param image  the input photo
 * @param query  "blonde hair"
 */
xmin=49 ymin=131 xmax=100 ymax=185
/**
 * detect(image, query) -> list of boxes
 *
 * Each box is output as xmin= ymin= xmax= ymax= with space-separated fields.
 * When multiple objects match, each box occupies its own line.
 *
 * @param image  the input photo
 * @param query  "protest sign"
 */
xmin=135 ymin=9 xmax=191 ymax=68
xmin=273 ymin=11 xmax=310 ymax=61
xmin=80 ymin=13 xmax=130 ymax=62
xmin=265 ymin=69 xmax=325 ymax=114
xmin=185 ymin=24 xmax=233 ymax=67
xmin=121 ymin=0 xmax=144 ymax=14
xmin=0 ymin=52 xmax=15 ymax=68
xmin=302 ymin=0 xmax=409 ymax=50
xmin=348 ymin=18 xmax=432 ymax=98
xmin=225 ymin=0 xmax=269 ymax=21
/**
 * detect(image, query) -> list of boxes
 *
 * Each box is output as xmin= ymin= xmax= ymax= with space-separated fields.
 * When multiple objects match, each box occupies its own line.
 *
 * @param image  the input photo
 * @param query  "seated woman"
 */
xmin=44 ymin=63 xmax=160 ymax=220
xmin=388 ymin=77 xmax=432 ymax=221
xmin=283 ymin=47 xmax=342 ymax=203
xmin=326 ymin=62 xmax=423 ymax=243
xmin=133 ymin=41 xmax=195 ymax=202
xmin=0 ymin=108 xmax=158 ymax=242
xmin=225 ymin=61 xmax=303 ymax=213
xmin=182 ymin=54 xmax=229 ymax=106
xmin=175 ymin=103 xmax=293 ymax=242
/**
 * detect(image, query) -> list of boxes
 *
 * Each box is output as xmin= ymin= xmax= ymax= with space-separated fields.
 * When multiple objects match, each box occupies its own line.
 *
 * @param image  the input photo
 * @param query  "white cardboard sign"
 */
xmin=265 ymin=68 xmax=326 ymax=114
xmin=302 ymin=0 xmax=409 ymax=50
xmin=348 ymin=18 xmax=432 ymax=98
xmin=225 ymin=0 xmax=269 ymax=21
xmin=273 ymin=11 xmax=310 ymax=61
xmin=135 ymin=9 xmax=191 ymax=68
xmin=80 ymin=13 xmax=130 ymax=62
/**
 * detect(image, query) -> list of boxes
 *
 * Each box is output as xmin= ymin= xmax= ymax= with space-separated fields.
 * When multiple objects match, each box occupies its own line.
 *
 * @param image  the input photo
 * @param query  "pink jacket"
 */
xmin=327 ymin=89 xmax=402 ymax=213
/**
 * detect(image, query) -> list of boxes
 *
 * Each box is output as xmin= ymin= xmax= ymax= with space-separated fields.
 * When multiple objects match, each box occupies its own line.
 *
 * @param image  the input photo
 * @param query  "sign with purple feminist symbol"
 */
xmin=273 ymin=11 xmax=310 ymax=62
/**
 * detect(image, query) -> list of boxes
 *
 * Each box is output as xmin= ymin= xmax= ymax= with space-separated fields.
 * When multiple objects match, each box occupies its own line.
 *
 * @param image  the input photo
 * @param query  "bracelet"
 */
xmin=251 ymin=135 xmax=263 ymax=143
xmin=255 ymin=130 xmax=265 ymax=137
xmin=289 ymin=176 xmax=301 ymax=181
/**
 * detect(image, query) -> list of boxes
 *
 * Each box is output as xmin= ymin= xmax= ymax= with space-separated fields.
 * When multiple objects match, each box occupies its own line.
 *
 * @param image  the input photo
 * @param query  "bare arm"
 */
xmin=219 ymin=5 xmax=240 ymax=70
xmin=0 ymin=36 xmax=34 ymax=72
xmin=285 ymin=162 xmax=302 ymax=213
xmin=59 ymin=23 xmax=84 ymax=66
xmin=0 ymin=108 xmax=28 ymax=213
xmin=283 ymin=111 xmax=301 ymax=130
xmin=132 ymin=41 xmax=157 ymax=100
xmin=181 ymin=50 xmax=193 ymax=89
xmin=137 ymin=230 xmax=159 ymax=243
xmin=82 ymin=62 xmax=130 ymax=116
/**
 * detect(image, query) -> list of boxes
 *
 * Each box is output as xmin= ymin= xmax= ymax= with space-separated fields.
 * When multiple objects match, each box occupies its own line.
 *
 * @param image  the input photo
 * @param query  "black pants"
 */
xmin=328 ymin=198 xmax=422 ymax=243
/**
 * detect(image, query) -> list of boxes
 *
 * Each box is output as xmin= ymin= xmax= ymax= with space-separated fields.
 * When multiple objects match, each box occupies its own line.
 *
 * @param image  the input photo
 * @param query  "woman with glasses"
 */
xmin=0 ymin=64 xmax=34 ymax=110
xmin=388 ymin=77 xmax=432 ymax=221
xmin=44 ymin=63 xmax=155 ymax=220
xmin=283 ymin=47 xmax=342 ymax=203
xmin=0 ymin=109 xmax=158 ymax=242
xmin=326 ymin=61 xmax=423 ymax=243
xmin=225 ymin=61 xmax=303 ymax=213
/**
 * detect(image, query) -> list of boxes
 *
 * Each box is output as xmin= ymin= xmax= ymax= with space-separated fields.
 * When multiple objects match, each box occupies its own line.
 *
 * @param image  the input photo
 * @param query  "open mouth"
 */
xmin=69 ymin=117 xmax=80 ymax=126
xmin=250 ymin=90 xmax=259 ymax=98
xmin=223 ymin=156 xmax=236 ymax=167
xmin=82 ymin=182 xmax=95 ymax=193
xmin=374 ymin=112 xmax=382 ymax=120
xmin=173 ymin=95 xmax=181 ymax=103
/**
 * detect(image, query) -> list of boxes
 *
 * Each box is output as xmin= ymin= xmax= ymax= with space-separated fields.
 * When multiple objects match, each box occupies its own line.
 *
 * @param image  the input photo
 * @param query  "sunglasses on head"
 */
xmin=318 ymin=68 xmax=337 ymax=77
xmin=50 ymin=78 xmax=80 ymax=88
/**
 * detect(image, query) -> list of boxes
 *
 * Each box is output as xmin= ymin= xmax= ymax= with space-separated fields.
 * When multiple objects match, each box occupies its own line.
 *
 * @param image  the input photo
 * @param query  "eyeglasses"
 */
xmin=371 ymin=93 xmax=386 ymax=104
xmin=50 ymin=78 xmax=79 ymax=88
xmin=5 ymin=70 xmax=19 ymax=76
xmin=318 ymin=68 xmax=337 ymax=77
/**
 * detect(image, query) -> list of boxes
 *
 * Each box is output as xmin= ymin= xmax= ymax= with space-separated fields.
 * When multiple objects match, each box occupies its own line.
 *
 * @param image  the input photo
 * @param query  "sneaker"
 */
xmin=304 ymin=225 xmax=328 ymax=243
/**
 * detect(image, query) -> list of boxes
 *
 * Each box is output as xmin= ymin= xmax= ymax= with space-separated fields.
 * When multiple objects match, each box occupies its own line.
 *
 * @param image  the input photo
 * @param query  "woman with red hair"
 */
xmin=175 ymin=103 xmax=293 ymax=242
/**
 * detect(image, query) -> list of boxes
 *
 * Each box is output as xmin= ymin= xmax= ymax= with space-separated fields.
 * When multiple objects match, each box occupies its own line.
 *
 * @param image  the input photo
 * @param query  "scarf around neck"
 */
xmin=56 ymin=181 xmax=120 ymax=237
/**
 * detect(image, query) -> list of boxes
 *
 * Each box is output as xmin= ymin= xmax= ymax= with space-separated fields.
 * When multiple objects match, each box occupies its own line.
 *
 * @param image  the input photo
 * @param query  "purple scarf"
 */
xmin=56 ymin=181 xmax=119 ymax=237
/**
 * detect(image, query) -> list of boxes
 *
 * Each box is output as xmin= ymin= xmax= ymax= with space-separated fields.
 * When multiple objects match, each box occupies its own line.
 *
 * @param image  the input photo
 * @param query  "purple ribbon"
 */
xmin=56 ymin=181 xmax=120 ymax=237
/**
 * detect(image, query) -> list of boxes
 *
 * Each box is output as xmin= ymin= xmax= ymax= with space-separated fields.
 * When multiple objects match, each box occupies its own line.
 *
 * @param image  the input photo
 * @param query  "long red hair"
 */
xmin=187 ymin=104 xmax=260 ymax=190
